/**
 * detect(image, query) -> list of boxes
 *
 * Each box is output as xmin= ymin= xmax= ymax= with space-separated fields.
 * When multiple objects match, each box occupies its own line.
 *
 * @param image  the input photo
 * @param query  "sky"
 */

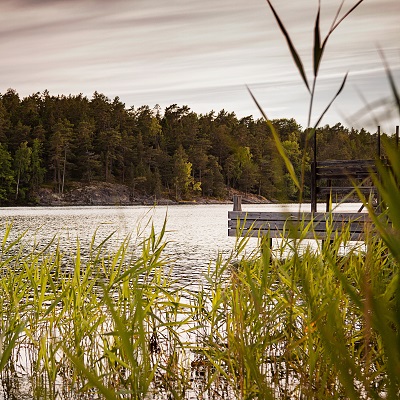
xmin=1 ymin=0 xmax=399 ymax=133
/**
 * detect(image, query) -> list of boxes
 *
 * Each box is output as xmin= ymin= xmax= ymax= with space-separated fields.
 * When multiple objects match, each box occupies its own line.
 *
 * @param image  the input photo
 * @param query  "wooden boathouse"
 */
xmin=228 ymin=126 xmax=399 ymax=241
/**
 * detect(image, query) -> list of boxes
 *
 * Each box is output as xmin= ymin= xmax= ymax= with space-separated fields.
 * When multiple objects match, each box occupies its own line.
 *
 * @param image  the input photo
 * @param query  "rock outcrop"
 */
xmin=34 ymin=182 xmax=269 ymax=206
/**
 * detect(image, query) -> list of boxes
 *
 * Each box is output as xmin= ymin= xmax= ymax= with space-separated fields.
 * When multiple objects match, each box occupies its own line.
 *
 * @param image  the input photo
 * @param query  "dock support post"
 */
xmin=233 ymin=195 xmax=242 ymax=211
xmin=377 ymin=125 xmax=381 ymax=158
xmin=311 ymin=161 xmax=317 ymax=213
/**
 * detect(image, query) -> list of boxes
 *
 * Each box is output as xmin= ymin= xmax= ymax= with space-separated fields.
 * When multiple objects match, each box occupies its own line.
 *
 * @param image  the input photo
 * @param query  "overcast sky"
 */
xmin=1 ymin=0 xmax=399 ymax=132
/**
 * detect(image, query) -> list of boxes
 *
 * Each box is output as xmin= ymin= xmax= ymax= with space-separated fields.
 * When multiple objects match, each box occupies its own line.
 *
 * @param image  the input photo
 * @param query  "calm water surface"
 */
xmin=0 ymin=203 xmax=363 ymax=285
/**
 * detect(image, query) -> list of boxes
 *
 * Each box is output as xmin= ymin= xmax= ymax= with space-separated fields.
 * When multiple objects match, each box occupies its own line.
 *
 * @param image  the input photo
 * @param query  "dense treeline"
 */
xmin=0 ymin=88 xmax=393 ymax=205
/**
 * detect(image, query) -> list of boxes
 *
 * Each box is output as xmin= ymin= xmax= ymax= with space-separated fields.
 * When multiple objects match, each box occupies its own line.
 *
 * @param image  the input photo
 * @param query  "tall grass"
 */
xmin=0 ymin=204 xmax=399 ymax=399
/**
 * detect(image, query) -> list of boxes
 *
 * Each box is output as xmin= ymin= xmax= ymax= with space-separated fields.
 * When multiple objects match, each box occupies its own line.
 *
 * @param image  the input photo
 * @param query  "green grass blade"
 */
xmin=63 ymin=348 xmax=119 ymax=400
xmin=0 ymin=322 xmax=25 ymax=371
xmin=330 ymin=0 xmax=365 ymax=35
xmin=266 ymin=0 xmax=310 ymax=92
xmin=313 ymin=72 xmax=348 ymax=128
xmin=248 ymin=87 xmax=300 ymax=189
xmin=1 ymin=223 xmax=12 ymax=252
xmin=379 ymin=47 xmax=400 ymax=117
xmin=313 ymin=2 xmax=322 ymax=77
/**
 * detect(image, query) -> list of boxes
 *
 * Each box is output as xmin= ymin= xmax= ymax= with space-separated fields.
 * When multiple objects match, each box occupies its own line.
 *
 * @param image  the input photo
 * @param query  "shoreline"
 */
xmin=4 ymin=182 xmax=272 ymax=207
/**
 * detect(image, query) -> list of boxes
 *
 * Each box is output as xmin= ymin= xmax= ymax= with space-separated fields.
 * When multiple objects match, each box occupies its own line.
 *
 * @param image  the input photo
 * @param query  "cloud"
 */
xmin=0 ymin=0 xmax=398 ymax=129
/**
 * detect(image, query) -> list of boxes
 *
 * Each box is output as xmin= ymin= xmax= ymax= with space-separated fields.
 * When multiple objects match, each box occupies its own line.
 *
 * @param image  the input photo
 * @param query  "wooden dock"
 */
xmin=229 ymin=155 xmax=378 ymax=241
xmin=229 ymin=156 xmax=375 ymax=241
xmin=229 ymin=154 xmax=376 ymax=241
xmin=228 ymin=208 xmax=371 ymax=241
xmin=228 ymin=126 xmax=399 ymax=242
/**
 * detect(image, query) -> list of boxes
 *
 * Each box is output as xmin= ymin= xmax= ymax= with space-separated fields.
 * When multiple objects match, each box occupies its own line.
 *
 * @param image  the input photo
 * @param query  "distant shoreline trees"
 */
xmin=0 ymin=88 xmax=395 ymax=205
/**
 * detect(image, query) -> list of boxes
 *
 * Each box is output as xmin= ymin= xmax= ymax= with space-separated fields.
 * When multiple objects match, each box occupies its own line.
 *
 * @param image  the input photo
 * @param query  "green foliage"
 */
xmin=173 ymin=145 xmax=200 ymax=200
xmin=202 ymin=155 xmax=226 ymax=198
xmin=0 ymin=87 xmax=388 ymax=204
xmin=30 ymin=138 xmax=46 ymax=191
xmin=49 ymin=118 xmax=74 ymax=193
xmin=266 ymin=0 xmax=364 ymax=128
xmin=0 ymin=144 xmax=14 ymax=204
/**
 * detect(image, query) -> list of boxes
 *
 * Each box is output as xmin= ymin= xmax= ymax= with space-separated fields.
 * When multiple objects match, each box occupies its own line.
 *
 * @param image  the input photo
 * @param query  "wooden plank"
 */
xmin=228 ymin=219 xmax=368 ymax=232
xmin=316 ymin=170 xmax=375 ymax=177
xmin=316 ymin=167 xmax=376 ymax=175
xmin=316 ymin=173 xmax=375 ymax=180
xmin=228 ymin=211 xmax=370 ymax=222
xmin=311 ymin=158 xmax=381 ymax=212
xmin=228 ymin=220 xmax=295 ymax=230
xmin=228 ymin=211 xmax=372 ymax=240
xmin=228 ymin=228 xmax=285 ymax=238
xmin=316 ymin=159 xmax=376 ymax=167
xmin=228 ymin=228 xmax=366 ymax=241
xmin=315 ymin=160 xmax=377 ymax=180
xmin=316 ymin=164 xmax=376 ymax=170
xmin=316 ymin=186 xmax=376 ymax=195
xmin=315 ymin=170 xmax=375 ymax=176
xmin=228 ymin=211 xmax=299 ymax=221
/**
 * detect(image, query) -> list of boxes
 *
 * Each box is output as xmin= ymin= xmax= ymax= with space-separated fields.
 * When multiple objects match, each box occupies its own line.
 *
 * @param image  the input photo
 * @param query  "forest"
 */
xmin=0 ymin=88 xmax=394 ymax=205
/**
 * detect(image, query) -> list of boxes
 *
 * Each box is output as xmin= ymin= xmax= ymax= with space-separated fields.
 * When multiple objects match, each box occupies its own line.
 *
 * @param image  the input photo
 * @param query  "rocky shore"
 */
xmin=34 ymin=182 xmax=270 ymax=207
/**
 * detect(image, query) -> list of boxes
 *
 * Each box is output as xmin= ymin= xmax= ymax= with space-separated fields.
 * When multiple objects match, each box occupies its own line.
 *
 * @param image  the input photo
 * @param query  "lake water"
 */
xmin=0 ymin=203 xmax=364 ymax=286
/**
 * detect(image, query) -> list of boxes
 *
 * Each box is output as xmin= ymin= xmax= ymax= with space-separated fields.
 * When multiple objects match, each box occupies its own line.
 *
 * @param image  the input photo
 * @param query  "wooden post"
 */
xmin=376 ymin=126 xmax=382 ymax=213
xmin=377 ymin=125 xmax=381 ymax=158
xmin=313 ymin=128 xmax=317 ymax=165
xmin=326 ymin=179 xmax=331 ymax=212
xmin=311 ymin=161 xmax=317 ymax=213
xmin=233 ymin=195 xmax=242 ymax=211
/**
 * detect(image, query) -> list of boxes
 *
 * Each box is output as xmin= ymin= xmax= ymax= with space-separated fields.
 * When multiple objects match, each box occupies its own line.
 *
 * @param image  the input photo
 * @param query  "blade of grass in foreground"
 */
xmin=0 ymin=321 xmax=25 ymax=372
xmin=62 ymin=348 xmax=119 ymax=400
xmin=266 ymin=0 xmax=310 ymax=93
xmin=247 ymin=86 xmax=300 ymax=190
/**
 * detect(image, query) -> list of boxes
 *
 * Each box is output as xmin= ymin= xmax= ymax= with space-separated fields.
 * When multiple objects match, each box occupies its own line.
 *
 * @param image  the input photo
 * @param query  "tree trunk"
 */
xmin=61 ymin=147 xmax=66 ymax=194
xmin=15 ymin=170 xmax=20 ymax=200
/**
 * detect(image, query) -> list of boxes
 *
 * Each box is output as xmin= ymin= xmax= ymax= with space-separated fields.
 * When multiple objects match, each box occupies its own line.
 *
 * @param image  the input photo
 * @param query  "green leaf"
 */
xmin=313 ymin=72 xmax=348 ymax=128
xmin=329 ymin=0 xmax=365 ymax=36
xmin=247 ymin=87 xmax=300 ymax=189
xmin=0 ymin=322 xmax=25 ymax=371
xmin=313 ymin=2 xmax=322 ymax=77
xmin=379 ymin=48 xmax=400 ymax=117
xmin=63 ymin=348 xmax=119 ymax=400
xmin=267 ymin=0 xmax=310 ymax=93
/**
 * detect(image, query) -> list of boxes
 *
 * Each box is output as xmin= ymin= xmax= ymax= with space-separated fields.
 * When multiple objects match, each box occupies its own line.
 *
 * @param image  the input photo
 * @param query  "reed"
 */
xmin=1 ymin=207 xmax=399 ymax=398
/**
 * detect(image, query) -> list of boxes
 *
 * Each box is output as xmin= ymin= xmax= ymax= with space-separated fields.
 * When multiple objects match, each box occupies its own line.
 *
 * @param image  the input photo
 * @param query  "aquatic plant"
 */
xmin=0 ymin=205 xmax=399 ymax=398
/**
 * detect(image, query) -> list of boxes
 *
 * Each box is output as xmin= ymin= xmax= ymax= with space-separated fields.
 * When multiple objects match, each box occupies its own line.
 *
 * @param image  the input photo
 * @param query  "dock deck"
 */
xmin=228 ymin=208 xmax=372 ymax=241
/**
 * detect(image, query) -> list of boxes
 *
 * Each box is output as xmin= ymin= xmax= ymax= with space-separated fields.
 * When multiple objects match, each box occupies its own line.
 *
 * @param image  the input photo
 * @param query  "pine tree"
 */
xmin=0 ymin=144 xmax=14 ymax=204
